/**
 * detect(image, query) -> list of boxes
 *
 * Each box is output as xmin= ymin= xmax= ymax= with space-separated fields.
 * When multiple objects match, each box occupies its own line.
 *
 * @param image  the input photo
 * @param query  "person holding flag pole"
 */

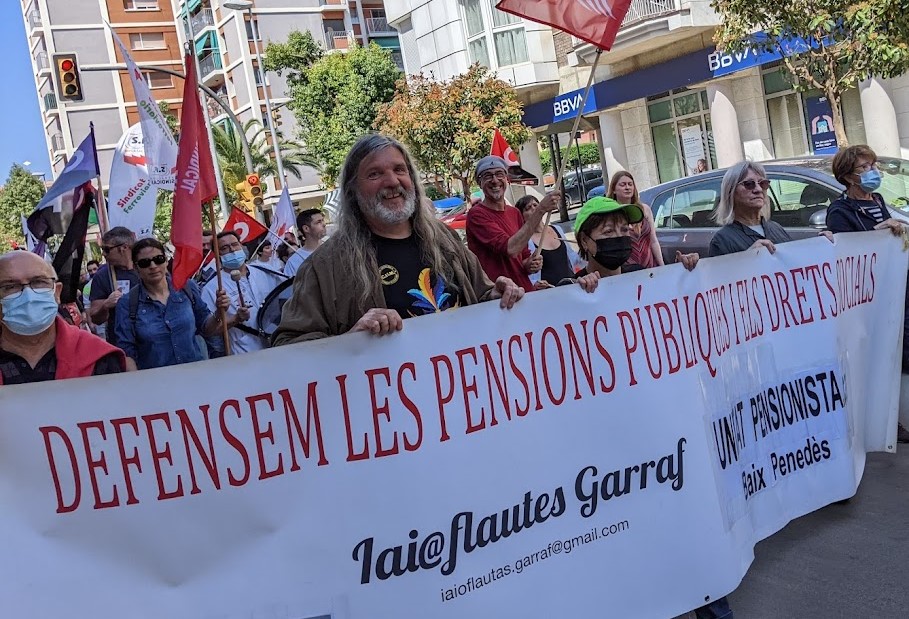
xmin=171 ymin=45 xmax=233 ymax=356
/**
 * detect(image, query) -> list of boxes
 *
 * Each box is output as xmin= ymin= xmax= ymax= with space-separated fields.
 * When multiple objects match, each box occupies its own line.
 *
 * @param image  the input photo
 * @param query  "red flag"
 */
xmin=491 ymin=129 xmax=520 ymax=166
xmin=170 ymin=51 xmax=217 ymax=289
xmin=495 ymin=0 xmax=632 ymax=51
xmin=224 ymin=207 xmax=269 ymax=244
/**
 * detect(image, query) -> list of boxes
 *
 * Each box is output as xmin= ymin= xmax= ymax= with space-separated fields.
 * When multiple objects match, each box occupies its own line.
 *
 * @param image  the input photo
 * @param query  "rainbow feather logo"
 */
xmin=408 ymin=268 xmax=454 ymax=313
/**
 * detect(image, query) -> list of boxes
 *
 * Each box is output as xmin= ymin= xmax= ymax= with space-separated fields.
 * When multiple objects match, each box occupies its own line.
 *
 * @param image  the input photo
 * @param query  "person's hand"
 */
xmin=351 ymin=308 xmax=403 ymax=335
xmin=874 ymin=218 xmax=906 ymax=236
xmin=533 ymin=280 xmax=554 ymax=291
xmin=749 ymin=239 xmax=776 ymax=254
xmin=819 ymin=231 xmax=835 ymax=243
xmin=493 ymin=276 xmax=524 ymax=309
xmin=214 ymin=289 xmax=231 ymax=312
xmin=104 ymin=290 xmax=123 ymax=309
xmin=577 ymin=271 xmax=600 ymax=293
xmin=676 ymin=250 xmax=699 ymax=271
xmin=538 ymin=191 xmax=561 ymax=214
xmin=228 ymin=304 xmax=251 ymax=327
xmin=525 ymin=254 xmax=543 ymax=274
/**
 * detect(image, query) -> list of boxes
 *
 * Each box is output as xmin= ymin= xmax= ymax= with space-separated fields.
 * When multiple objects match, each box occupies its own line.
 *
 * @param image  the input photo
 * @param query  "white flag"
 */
xmin=108 ymin=123 xmax=158 ymax=239
xmin=109 ymin=26 xmax=178 ymax=189
xmin=270 ymin=184 xmax=295 ymax=238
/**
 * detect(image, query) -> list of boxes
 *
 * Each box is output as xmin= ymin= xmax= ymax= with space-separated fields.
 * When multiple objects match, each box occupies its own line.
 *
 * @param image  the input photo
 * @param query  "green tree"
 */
xmin=376 ymin=64 xmax=532 ymax=194
xmin=266 ymin=34 xmax=401 ymax=185
xmin=539 ymin=143 xmax=601 ymax=174
xmin=712 ymin=0 xmax=909 ymax=146
xmin=211 ymin=119 xmax=318 ymax=197
xmin=0 ymin=164 xmax=46 ymax=248
xmin=158 ymin=101 xmax=180 ymax=138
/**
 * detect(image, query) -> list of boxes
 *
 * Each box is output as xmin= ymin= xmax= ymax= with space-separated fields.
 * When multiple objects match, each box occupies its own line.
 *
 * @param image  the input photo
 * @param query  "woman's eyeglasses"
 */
xmin=136 ymin=254 xmax=167 ymax=269
xmin=739 ymin=178 xmax=770 ymax=191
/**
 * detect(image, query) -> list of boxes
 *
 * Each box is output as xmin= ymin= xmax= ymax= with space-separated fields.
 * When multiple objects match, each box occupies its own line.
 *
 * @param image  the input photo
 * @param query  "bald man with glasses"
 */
xmin=0 ymin=251 xmax=125 ymax=385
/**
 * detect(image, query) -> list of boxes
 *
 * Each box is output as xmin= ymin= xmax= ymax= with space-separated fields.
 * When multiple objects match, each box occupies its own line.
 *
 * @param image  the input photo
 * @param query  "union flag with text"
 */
xmin=495 ymin=0 xmax=632 ymax=51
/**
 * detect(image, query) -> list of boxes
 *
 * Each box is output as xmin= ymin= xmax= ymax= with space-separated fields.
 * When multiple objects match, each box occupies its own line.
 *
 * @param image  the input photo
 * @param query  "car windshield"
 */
xmin=777 ymin=157 xmax=909 ymax=208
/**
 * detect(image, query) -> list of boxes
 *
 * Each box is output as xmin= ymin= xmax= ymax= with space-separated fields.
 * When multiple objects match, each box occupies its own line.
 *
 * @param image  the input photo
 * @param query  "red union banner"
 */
xmin=0 ymin=232 xmax=905 ymax=618
xmin=495 ymin=0 xmax=633 ymax=50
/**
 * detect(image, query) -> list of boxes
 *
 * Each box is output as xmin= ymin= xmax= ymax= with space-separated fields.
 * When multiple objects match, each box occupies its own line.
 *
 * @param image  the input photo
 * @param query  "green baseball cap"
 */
xmin=574 ymin=197 xmax=644 ymax=236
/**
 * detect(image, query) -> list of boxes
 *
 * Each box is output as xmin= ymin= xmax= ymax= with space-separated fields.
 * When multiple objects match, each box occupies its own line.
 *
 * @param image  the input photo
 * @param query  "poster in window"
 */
xmin=806 ymin=96 xmax=838 ymax=155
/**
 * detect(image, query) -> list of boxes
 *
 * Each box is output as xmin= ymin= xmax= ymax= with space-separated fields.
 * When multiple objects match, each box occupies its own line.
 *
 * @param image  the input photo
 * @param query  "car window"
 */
xmin=651 ymin=190 xmax=675 ymax=228
xmin=669 ymin=179 xmax=722 ymax=228
xmin=879 ymin=158 xmax=909 ymax=208
xmin=767 ymin=174 xmax=838 ymax=228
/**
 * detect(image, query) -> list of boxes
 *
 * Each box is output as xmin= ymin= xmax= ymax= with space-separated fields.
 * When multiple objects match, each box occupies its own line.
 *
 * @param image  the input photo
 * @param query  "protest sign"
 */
xmin=0 ymin=232 xmax=904 ymax=618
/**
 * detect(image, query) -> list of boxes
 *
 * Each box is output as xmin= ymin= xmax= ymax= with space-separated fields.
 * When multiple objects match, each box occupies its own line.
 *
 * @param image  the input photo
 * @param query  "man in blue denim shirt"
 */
xmin=114 ymin=238 xmax=233 ymax=370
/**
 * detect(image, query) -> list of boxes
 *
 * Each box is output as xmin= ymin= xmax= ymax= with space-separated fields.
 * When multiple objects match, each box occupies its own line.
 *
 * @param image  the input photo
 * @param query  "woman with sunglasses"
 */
xmin=708 ymin=161 xmax=790 ymax=257
xmin=114 ymin=238 xmax=232 ymax=370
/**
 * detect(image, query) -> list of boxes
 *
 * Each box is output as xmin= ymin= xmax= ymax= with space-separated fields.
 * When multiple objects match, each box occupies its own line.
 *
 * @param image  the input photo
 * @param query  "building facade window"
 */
xmin=648 ymin=88 xmax=716 ymax=184
xmin=129 ymin=32 xmax=166 ymax=50
xmin=245 ymin=19 xmax=258 ymax=42
xmin=142 ymin=71 xmax=173 ymax=89
xmin=460 ymin=0 xmax=528 ymax=69
xmin=124 ymin=0 xmax=159 ymax=10
xmin=761 ymin=63 xmax=867 ymax=157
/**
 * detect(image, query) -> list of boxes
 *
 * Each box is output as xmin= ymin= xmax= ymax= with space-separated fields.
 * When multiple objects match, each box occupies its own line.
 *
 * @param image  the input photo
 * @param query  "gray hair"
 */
xmin=714 ymin=161 xmax=769 ymax=225
xmin=333 ymin=134 xmax=471 ymax=307
xmin=102 ymin=226 xmax=136 ymax=247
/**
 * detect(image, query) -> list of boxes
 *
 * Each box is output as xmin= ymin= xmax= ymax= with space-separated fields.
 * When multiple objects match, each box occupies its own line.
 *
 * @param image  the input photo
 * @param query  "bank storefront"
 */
xmin=524 ymin=40 xmax=907 ymax=190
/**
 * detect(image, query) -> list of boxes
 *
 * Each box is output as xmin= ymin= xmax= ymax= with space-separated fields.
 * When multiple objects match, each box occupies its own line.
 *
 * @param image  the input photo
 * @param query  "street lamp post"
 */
xmin=223 ymin=0 xmax=286 ymax=188
xmin=574 ymin=131 xmax=586 ymax=203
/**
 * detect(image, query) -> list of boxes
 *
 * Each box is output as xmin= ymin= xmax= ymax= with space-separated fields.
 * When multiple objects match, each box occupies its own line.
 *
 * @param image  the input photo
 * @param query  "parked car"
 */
xmin=548 ymin=167 xmax=605 ymax=205
xmin=640 ymin=156 xmax=909 ymax=263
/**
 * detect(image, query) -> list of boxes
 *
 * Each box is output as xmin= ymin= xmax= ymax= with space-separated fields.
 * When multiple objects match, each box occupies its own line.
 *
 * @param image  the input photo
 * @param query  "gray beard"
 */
xmin=358 ymin=186 xmax=417 ymax=225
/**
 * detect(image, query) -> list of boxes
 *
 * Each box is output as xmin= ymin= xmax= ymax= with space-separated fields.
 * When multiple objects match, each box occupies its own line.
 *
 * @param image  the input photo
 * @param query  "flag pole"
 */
xmin=88 ymin=122 xmax=118 ymax=292
xmin=534 ymin=47 xmax=603 ymax=259
xmin=206 ymin=198 xmax=232 ymax=355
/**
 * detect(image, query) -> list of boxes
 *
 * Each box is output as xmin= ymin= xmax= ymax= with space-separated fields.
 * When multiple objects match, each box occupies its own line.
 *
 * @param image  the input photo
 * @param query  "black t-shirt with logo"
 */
xmin=373 ymin=234 xmax=462 ymax=319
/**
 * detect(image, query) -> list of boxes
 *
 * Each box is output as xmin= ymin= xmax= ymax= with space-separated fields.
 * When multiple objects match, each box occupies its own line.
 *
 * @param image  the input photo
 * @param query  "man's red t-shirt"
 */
xmin=466 ymin=202 xmax=533 ymax=292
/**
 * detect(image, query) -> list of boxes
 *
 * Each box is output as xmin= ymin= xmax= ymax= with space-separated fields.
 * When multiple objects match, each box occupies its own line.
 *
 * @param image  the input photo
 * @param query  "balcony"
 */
xmin=623 ymin=0 xmax=679 ymax=27
xmin=199 ymin=52 xmax=223 ymax=78
xmin=43 ymin=92 xmax=57 ymax=112
xmin=365 ymin=16 xmax=393 ymax=34
xmin=27 ymin=10 xmax=42 ymax=33
xmin=50 ymin=133 xmax=65 ymax=153
xmin=36 ymin=51 xmax=49 ymax=72
xmin=184 ymin=8 xmax=215 ymax=37
xmin=325 ymin=30 xmax=353 ymax=51
xmin=205 ymin=90 xmax=229 ymax=120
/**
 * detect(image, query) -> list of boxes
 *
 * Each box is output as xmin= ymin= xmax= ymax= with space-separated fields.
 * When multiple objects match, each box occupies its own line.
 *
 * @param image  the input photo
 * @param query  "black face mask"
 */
xmin=592 ymin=236 xmax=632 ymax=270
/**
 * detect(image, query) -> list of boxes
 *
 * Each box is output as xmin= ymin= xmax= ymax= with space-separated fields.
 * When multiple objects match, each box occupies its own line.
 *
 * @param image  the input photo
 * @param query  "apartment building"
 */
xmin=388 ymin=0 xmax=909 ymax=193
xmin=20 ymin=0 xmax=185 ymax=184
xmin=173 ymin=0 xmax=403 ymax=210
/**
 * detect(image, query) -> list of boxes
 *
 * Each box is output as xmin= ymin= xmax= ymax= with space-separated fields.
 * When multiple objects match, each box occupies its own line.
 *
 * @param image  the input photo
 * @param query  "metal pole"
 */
xmin=247 ymin=8 xmax=286 ymax=184
xmin=185 ymin=19 xmax=230 ymax=220
xmin=575 ymin=131 xmax=586 ymax=201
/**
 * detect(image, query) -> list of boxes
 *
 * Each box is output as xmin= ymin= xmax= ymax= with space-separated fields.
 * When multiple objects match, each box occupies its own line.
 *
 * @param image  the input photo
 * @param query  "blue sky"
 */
xmin=1 ymin=1 xmax=53 ymax=182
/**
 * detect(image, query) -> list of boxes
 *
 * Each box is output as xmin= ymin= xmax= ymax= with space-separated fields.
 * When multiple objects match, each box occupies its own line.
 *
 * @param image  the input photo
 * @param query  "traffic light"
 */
xmin=235 ymin=173 xmax=264 ymax=215
xmin=270 ymin=108 xmax=282 ymax=129
xmin=52 ymin=53 xmax=84 ymax=102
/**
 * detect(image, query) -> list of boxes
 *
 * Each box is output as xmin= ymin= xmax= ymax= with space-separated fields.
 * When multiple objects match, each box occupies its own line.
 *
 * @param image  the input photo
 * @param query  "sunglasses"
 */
xmin=739 ymin=178 xmax=770 ymax=191
xmin=136 ymin=254 xmax=167 ymax=269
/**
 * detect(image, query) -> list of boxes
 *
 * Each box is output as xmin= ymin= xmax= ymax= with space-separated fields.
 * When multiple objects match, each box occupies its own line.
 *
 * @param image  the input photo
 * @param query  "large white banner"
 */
xmin=107 ymin=123 xmax=158 ymax=238
xmin=110 ymin=27 xmax=178 ymax=189
xmin=0 ymin=232 xmax=904 ymax=619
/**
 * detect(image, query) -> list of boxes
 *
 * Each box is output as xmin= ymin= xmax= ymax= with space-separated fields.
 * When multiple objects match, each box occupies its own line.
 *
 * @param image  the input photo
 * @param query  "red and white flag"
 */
xmin=201 ymin=207 xmax=270 ymax=267
xmin=171 ymin=51 xmax=217 ymax=290
xmin=491 ymin=129 xmax=520 ymax=166
xmin=269 ymin=185 xmax=295 ymax=238
xmin=495 ymin=0 xmax=632 ymax=50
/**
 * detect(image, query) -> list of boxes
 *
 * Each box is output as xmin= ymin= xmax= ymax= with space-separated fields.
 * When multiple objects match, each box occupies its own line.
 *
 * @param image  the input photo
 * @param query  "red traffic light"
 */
xmin=246 ymin=174 xmax=260 ymax=186
xmin=60 ymin=59 xmax=74 ymax=71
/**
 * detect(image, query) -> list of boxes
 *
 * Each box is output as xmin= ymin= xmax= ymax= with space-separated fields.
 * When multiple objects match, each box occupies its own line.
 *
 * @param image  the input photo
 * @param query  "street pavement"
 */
xmin=677 ymin=448 xmax=909 ymax=618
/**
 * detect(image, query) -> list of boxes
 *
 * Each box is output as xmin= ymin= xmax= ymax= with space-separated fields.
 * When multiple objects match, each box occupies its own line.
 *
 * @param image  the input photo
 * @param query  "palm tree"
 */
xmin=211 ymin=119 xmax=319 ymax=197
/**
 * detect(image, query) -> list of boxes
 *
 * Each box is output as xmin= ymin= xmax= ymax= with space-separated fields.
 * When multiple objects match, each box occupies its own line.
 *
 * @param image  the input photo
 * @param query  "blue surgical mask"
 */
xmin=1 ymin=288 xmax=59 ymax=336
xmin=221 ymin=250 xmax=246 ymax=270
xmin=859 ymin=169 xmax=882 ymax=193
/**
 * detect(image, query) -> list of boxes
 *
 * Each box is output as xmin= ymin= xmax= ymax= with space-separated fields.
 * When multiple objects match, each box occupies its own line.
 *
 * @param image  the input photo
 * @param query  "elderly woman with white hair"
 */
xmin=707 ymin=161 xmax=791 ymax=257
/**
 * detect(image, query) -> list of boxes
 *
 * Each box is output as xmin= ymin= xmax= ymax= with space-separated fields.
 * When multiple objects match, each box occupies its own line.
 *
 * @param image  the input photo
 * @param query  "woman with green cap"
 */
xmin=573 ymin=196 xmax=699 ymax=278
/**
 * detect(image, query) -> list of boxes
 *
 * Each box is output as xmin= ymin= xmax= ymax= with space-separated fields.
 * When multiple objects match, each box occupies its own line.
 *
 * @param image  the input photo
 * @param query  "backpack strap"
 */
xmin=128 ymin=285 xmax=141 ymax=321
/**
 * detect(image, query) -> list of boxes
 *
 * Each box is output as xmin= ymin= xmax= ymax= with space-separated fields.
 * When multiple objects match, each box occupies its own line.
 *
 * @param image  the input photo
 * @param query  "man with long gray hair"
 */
xmin=272 ymin=135 xmax=525 ymax=344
